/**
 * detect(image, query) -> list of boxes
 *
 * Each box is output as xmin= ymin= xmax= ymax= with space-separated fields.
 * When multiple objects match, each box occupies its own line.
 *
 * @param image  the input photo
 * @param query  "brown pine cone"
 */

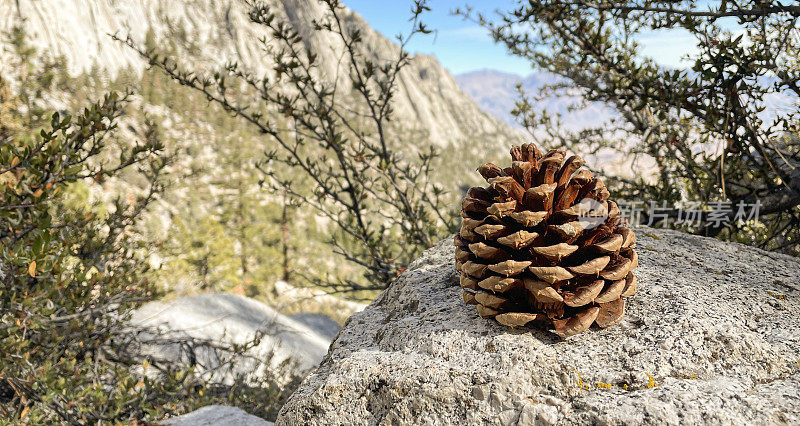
xmin=455 ymin=144 xmax=638 ymax=338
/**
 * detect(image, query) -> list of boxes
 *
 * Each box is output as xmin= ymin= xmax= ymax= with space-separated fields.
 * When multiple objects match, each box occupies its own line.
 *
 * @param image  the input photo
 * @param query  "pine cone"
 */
xmin=456 ymin=144 xmax=638 ymax=338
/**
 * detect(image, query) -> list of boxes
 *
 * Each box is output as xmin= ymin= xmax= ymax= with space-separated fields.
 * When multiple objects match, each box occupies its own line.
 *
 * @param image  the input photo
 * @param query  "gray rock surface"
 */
xmin=163 ymin=405 xmax=272 ymax=426
xmin=128 ymin=294 xmax=332 ymax=384
xmin=290 ymin=313 xmax=342 ymax=340
xmin=277 ymin=228 xmax=800 ymax=425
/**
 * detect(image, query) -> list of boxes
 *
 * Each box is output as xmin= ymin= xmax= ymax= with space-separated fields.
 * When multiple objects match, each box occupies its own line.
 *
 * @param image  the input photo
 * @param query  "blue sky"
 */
xmin=345 ymin=0 xmax=699 ymax=76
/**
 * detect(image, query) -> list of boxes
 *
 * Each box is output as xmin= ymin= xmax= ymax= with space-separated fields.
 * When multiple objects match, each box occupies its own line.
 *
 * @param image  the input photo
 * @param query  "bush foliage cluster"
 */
xmin=463 ymin=0 xmax=800 ymax=253
xmin=0 ymin=29 xmax=289 ymax=424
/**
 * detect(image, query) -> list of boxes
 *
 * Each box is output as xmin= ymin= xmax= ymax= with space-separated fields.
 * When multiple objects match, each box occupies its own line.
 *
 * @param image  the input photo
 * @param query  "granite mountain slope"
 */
xmin=1 ymin=0 xmax=523 ymax=152
xmin=1 ymin=0 xmax=527 ymax=292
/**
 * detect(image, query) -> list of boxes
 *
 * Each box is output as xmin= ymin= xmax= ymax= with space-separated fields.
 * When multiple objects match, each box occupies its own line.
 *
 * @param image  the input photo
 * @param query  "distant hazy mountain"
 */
xmin=455 ymin=68 xmax=795 ymax=133
xmin=454 ymin=69 xmax=614 ymax=130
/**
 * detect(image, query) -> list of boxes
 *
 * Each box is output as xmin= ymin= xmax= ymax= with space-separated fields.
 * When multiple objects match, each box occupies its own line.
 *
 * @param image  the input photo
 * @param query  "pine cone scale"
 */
xmin=456 ymin=143 xmax=639 ymax=338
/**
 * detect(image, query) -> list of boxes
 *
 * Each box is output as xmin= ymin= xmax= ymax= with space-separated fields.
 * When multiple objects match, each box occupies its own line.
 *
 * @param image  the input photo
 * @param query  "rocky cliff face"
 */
xmin=1 ymin=0 xmax=522 ymax=151
xmin=277 ymin=228 xmax=800 ymax=425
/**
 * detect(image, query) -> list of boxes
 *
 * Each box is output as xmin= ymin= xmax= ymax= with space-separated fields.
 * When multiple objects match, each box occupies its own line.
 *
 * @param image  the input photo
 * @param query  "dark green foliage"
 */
xmin=0 ymin=28 xmax=290 ymax=424
xmin=464 ymin=1 xmax=800 ymax=254
xmin=0 ymin=75 xmax=166 ymax=423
